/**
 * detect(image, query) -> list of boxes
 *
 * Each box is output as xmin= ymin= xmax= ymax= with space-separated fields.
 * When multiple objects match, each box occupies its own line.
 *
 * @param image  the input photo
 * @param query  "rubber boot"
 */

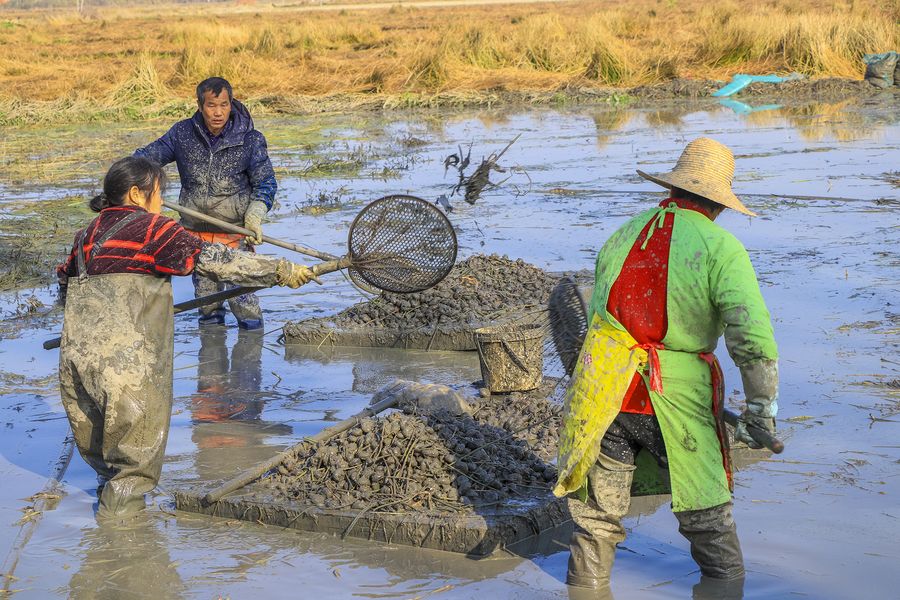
xmin=97 ymin=481 xmax=148 ymax=518
xmin=198 ymin=312 xmax=226 ymax=326
xmin=228 ymin=286 xmax=263 ymax=330
xmin=692 ymin=575 xmax=745 ymax=600
xmin=566 ymin=453 xmax=636 ymax=588
xmin=237 ymin=318 xmax=263 ymax=330
xmin=675 ymin=501 xmax=745 ymax=580
xmin=193 ymin=270 xmax=227 ymax=325
xmin=567 ymin=580 xmax=616 ymax=600
xmin=567 ymin=528 xmax=620 ymax=589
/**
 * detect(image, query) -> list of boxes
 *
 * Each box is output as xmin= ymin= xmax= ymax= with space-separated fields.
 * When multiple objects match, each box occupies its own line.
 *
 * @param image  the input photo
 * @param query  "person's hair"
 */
xmin=90 ymin=157 xmax=166 ymax=212
xmin=670 ymin=187 xmax=724 ymax=214
xmin=196 ymin=77 xmax=233 ymax=105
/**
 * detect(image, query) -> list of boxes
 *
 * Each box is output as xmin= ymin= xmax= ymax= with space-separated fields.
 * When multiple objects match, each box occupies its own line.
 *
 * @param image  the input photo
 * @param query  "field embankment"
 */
xmin=0 ymin=0 xmax=897 ymax=123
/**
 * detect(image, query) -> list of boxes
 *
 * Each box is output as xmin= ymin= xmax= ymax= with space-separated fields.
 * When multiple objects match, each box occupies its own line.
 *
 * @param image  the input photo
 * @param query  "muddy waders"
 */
xmin=675 ymin=501 xmax=745 ymax=580
xmin=566 ymin=443 xmax=745 ymax=588
xmin=191 ymin=235 xmax=263 ymax=329
xmin=566 ymin=453 xmax=635 ymax=588
xmin=59 ymin=213 xmax=175 ymax=517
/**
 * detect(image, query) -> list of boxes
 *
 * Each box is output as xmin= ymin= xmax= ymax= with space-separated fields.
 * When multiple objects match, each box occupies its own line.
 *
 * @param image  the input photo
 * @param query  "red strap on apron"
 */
xmin=631 ymin=342 xmax=665 ymax=393
xmin=699 ymin=352 xmax=734 ymax=491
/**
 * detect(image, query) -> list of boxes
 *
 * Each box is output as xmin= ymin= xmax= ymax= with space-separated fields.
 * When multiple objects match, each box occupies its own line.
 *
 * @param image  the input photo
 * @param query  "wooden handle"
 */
xmin=201 ymin=393 xmax=402 ymax=505
xmin=310 ymin=257 xmax=354 ymax=278
xmin=723 ymin=408 xmax=785 ymax=454
xmin=162 ymin=202 xmax=337 ymax=261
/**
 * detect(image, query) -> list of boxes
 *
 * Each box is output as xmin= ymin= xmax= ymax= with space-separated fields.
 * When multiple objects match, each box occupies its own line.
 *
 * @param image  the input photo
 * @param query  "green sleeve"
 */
xmin=709 ymin=240 xmax=778 ymax=367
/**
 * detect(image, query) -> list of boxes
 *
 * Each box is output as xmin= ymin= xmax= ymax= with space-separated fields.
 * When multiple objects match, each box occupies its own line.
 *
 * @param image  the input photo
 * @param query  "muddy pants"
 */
xmin=59 ymin=273 xmax=175 ymax=517
xmin=566 ymin=413 xmax=744 ymax=588
xmin=189 ymin=234 xmax=262 ymax=329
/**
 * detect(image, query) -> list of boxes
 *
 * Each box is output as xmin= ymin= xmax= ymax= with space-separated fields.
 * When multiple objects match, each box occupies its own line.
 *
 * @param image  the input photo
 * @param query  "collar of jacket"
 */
xmin=190 ymin=98 xmax=255 ymax=152
xmin=659 ymin=197 xmax=714 ymax=219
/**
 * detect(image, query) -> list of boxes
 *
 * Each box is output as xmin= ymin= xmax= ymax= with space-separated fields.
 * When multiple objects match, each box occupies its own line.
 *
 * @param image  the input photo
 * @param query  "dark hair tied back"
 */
xmin=89 ymin=192 xmax=110 ymax=212
xmin=89 ymin=157 xmax=166 ymax=213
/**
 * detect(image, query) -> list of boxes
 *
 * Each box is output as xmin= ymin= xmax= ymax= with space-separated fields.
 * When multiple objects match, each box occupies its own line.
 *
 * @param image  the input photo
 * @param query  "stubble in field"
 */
xmin=0 ymin=0 xmax=896 ymax=123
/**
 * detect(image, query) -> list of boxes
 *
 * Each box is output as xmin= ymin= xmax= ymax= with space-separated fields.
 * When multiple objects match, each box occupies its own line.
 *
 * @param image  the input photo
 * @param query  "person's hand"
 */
xmin=735 ymin=409 xmax=775 ymax=449
xmin=276 ymin=260 xmax=321 ymax=288
xmin=243 ymin=201 xmax=268 ymax=246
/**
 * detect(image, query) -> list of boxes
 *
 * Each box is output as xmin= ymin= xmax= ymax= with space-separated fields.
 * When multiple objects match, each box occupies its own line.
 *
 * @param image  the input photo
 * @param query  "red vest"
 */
xmin=606 ymin=198 xmax=713 ymax=414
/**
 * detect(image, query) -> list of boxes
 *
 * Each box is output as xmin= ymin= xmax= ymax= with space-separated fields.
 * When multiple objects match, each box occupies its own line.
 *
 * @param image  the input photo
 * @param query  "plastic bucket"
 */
xmin=474 ymin=324 xmax=544 ymax=393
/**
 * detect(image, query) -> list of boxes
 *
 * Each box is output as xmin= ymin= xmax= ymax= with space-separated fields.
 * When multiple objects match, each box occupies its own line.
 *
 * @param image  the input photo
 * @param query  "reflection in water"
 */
xmin=567 ymin=583 xmax=615 ymax=600
xmin=643 ymin=109 xmax=687 ymax=128
xmin=742 ymin=99 xmax=895 ymax=143
xmin=591 ymin=109 xmax=632 ymax=150
xmin=68 ymin=514 xmax=184 ymax=599
xmin=192 ymin=327 xmax=264 ymax=426
xmin=190 ymin=327 xmax=291 ymax=482
xmin=590 ymin=99 xmax=896 ymax=152
xmin=284 ymin=344 xmax=482 ymax=395
xmin=475 ymin=110 xmax=513 ymax=130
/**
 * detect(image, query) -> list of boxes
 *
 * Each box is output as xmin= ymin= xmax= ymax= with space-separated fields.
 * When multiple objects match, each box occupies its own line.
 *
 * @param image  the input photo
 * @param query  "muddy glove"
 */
xmin=735 ymin=360 xmax=779 ymax=449
xmin=275 ymin=259 xmax=320 ymax=289
xmin=243 ymin=201 xmax=268 ymax=246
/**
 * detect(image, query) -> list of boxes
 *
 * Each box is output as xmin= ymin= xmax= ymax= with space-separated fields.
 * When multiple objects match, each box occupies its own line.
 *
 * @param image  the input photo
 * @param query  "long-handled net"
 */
xmin=43 ymin=195 xmax=456 ymax=350
xmin=547 ymin=276 xmax=589 ymax=376
xmin=314 ymin=194 xmax=458 ymax=294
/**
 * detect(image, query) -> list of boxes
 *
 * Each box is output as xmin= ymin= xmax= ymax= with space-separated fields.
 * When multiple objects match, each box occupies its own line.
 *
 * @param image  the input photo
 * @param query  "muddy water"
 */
xmin=1 ymin=97 xmax=898 ymax=599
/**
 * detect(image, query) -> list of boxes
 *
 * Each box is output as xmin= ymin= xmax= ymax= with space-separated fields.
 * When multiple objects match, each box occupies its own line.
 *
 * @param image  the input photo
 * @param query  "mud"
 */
xmin=628 ymin=77 xmax=897 ymax=103
xmin=263 ymin=388 xmax=561 ymax=513
xmin=283 ymin=254 xmax=559 ymax=349
xmin=174 ymin=488 xmax=570 ymax=557
xmin=738 ymin=77 xmax=889 ymax=100
xmin=1 ymin=98 xmax=899 ymax=598
xmin=629 ymin=78 xmax=721 ymax=100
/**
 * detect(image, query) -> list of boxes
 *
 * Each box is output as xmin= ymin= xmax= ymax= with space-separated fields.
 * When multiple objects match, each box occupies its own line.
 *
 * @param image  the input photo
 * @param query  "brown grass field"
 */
xmin=0 ymin=0 xmax=897 ymax=123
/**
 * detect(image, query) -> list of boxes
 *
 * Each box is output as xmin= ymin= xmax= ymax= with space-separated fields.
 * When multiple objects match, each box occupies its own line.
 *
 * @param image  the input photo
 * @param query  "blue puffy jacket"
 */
xmin=135 ymin=100 xmax=277 ymax=232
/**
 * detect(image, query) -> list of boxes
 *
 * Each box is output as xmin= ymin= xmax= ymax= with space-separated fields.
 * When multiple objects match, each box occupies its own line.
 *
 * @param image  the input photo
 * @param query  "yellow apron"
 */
xmin=554 ymin=315 xmax=647 ymax=498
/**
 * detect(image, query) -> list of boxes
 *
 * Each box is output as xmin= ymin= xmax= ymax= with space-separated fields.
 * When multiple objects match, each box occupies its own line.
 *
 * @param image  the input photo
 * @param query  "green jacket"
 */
xmin=589 ymin=203 xmax=778 ymax=511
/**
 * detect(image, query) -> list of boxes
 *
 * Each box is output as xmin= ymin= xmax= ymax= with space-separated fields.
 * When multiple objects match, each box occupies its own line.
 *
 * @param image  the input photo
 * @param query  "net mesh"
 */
xmin=348 ymin=195 xmax=458 ymax=294
xmin=547 ymin=276 xmax=588 ymax=376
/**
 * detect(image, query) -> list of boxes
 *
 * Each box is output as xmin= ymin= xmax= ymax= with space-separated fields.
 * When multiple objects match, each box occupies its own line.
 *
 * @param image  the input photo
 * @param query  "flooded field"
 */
xmin=1 ymin=95 xmax=898 ymax=599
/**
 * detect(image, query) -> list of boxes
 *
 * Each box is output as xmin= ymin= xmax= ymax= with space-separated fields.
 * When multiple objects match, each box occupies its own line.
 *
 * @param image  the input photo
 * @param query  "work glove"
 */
xmin=243 ymin=201 xmax=269 ymax=246
xmin=735 ymin=359 xmax=779 ymax=449
xmin=275 ymin=259 xmax=320 ymax=289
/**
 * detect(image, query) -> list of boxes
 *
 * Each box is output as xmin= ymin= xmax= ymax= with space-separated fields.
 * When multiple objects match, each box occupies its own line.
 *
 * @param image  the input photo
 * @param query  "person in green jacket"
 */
xmin=556 ymin=138 xmax=779 ymax=595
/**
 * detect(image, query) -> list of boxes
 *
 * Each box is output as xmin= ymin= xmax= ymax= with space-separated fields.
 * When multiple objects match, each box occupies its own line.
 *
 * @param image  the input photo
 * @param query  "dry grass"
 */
xmin=0 ymin=0 xmax=896 ymax=123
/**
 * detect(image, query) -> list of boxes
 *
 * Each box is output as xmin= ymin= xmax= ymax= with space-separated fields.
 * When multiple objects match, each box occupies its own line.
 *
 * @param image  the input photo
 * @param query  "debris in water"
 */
xmin=440 ymin=134 xmax=524 ymax=209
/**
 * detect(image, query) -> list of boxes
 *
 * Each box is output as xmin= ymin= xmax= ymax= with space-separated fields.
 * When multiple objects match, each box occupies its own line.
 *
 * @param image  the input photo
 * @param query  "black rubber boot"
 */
xmin=675 ymin=501 xmax=745 ymax=580
xmin=692 ymin=574 xmax=745 ymax=600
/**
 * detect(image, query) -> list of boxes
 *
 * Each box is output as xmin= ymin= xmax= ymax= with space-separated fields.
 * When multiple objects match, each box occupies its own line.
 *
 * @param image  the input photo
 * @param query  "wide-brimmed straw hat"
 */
xmin=636 ymin=137 xmax=755 ymax=216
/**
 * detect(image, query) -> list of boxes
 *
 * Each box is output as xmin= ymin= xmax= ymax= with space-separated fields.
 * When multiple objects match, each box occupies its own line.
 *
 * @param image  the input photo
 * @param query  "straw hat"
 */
xmin=636 ymin=137 xmax=756 ymax=216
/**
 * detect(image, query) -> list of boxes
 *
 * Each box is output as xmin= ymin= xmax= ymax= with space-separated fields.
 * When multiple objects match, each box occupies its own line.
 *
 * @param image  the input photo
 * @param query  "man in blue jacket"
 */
xmin=135 ymin=77 xmax=277 ymax=330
